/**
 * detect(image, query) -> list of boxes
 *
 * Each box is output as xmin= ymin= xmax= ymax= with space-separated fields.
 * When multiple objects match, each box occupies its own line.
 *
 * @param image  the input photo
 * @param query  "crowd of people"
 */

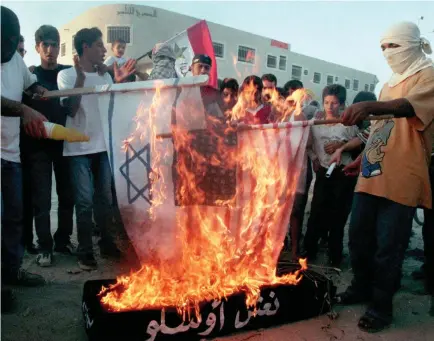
xmin=1 ymin=5 xmax=433 ymax=333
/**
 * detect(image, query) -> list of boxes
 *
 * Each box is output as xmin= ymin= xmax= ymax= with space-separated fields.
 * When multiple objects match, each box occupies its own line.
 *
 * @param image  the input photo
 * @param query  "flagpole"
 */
xmin=41 ymin=75 xmax=209 ymax=99
xmin=155 ymin=115 xmax=394 ymax=139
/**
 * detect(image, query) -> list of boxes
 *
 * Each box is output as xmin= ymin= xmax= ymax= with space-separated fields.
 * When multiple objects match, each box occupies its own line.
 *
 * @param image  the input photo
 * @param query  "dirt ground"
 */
xmin=1 ymin=180 xmax=433 ymax=341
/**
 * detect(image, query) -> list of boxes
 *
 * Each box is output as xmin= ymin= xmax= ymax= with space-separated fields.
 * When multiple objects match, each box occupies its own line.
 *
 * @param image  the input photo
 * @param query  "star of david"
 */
xmin=119 ymin=143 xmax=152 ymax=205
xmin=174 ymin=43 xmax=188 ymax=60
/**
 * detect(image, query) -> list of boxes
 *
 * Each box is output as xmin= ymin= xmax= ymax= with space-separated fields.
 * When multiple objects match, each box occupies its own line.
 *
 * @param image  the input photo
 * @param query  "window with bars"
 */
xmin=304 ymin=69 xmax=308 ymax=76
xmin=345 ymin=79 xmax=351 ymax=89
xmin=327 ymin=75 xmax=334 ymax=85
xmin=279 ymin=56 xmax=287 ymax=71
xmin=335 ymin=76 xmax=339 ymax=81
xmin=364 ymin=84 xmax=369 ymax=91
xmin=313 ymin=72 xmax=321 ymax=84
xmin=238 ymin=45 xmax=255 ymax=64
xmin=61 ymin=43 xmax=66 ymax=57
xmin=291 ymin=65 xmax=302 ymax=80
xmin=353 ymin=79 xmax=359 ymax=91
xmin=369 ymin=84 xmax=375 ymax=92
xmin=107 ymin=26 xmax=131 ymax=44
xmin=267 ymin=55 xmax=277 ymax=68
xmin=213 ymin=42 xmax=224 ymax=58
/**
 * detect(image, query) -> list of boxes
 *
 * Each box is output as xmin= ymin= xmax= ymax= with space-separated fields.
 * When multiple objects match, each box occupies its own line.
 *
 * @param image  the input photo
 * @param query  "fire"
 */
xmin=99 ymin=79 xmax=308 ymax=319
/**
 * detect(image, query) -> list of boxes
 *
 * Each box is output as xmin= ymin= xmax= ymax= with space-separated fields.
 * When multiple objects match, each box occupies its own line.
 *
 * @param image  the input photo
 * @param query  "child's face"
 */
xmin=221 ymin=88 xmax=238 ymax=110
xmin=113 ymin=42 xmax=126 ymax=57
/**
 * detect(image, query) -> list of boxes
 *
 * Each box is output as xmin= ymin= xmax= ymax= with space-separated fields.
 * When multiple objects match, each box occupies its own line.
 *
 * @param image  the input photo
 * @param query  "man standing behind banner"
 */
xmin=338 ymin=22 xmax=434 ymax=332
xmin=57 ymin=27 xmax=136 ymax=270
xmin=21 ymin=25 xmax=75 ymax=267
xmin=190 ymin=54 xmax=224 ymax=118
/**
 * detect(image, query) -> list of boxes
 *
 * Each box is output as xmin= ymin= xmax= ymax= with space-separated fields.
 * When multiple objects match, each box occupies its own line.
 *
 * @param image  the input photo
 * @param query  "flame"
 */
xmin=99 ymin=79 xmax=308 ymax=319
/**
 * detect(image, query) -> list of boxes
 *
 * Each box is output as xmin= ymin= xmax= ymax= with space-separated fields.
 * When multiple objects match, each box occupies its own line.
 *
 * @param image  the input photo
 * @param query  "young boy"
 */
xmin=57 ymin=27 xmax=136 ymax=270
xmin=104 ymin=38 xmax=128 ymax=68
xmin=21 ymin=25 xmax=75 ymax=267
xmin=104 ymin=38 xmax=146 ymax=81
xmin=220 ymin=78 xmax=239 ymax=117
xmin=235 ymin=75 xmax=272 ymax=124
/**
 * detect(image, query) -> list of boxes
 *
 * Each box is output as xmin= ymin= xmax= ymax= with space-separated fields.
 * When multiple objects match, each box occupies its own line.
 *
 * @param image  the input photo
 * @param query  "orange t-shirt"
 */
xmin=356 ymin=66 xmax=434 ymax=209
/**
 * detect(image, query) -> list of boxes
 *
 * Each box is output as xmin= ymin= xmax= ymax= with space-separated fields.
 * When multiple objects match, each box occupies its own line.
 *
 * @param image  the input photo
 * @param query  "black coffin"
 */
xmin=82 ymin=269 xmax=335 ymax=341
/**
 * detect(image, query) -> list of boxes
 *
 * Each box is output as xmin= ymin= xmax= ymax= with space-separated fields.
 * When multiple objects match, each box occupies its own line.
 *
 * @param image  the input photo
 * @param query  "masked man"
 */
xmin=338 ymin=22 xmax=434 ymax=332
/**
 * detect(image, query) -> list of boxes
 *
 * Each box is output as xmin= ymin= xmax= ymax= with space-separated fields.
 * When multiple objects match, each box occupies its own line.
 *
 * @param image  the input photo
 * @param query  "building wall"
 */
xmin=58 ymin=3 xmax=378 ymax=104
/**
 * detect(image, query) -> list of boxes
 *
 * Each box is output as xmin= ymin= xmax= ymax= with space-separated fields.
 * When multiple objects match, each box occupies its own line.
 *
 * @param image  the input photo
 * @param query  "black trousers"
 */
xmin=423 ymin=159 xmax=434 ymax=294
xmin=304 ymin=166 xmax=357 ymax=263
xmin=22 ymin=148 xmax=74 ymax=253
xmin=348 ymin=193 xmax=415 ymax=315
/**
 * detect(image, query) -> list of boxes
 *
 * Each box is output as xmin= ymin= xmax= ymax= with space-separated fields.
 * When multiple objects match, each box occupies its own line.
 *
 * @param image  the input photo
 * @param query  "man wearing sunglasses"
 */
xmin=21 ymin=25 xmax=75 ymax=267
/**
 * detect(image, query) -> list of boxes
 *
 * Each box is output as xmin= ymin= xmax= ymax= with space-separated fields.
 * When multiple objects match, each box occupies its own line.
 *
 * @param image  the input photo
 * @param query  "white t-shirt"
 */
xmin=1 ymin=52 xmax=37 ymax=163
xmin=311 ymin=123 xmax=359 ymax=168
xmin=57 ymin=67 xmax=113 ymax=156
xmin=104 ymin=55 xmax=129 ymax=67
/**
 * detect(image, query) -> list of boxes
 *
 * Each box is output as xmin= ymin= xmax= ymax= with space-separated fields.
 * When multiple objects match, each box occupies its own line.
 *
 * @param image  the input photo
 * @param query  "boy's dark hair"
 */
xmin=35 ymin=25 xmax=60 ymax=45
xmin=74 ymin=27 xmax=102 ymax=56
xmin=276 ymin=87 xmax=286 ymax=97
xmin=1 ymin=6 xmax=20 ymax=43
xmin=112 ymin=38 xmax=126 ymax=46
xmin=322 ymin=84 xmax=346 ymax=105
xmin=353 ymin=91 xmax=377 ymax=104
xmin=261 ymin=73 xmax=277 ymax=84
xmin=310 ymin=100 xmax=320 ymax=108
xmin=220 ymin=78 xmax=239 ymax=93
xmin=240 ymin=75 xmax=263 ymax=92
xmin=19 ymin=35 xmax=24 ymax=42
xmin=283 ymin=79 xmax=303 ymax=94
xmin=217 ymin=78 xmax=223 ymax=89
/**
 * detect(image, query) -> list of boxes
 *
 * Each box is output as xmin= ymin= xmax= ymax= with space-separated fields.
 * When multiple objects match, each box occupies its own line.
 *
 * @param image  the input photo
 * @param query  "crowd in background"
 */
xmin=2 ymin=5 xmax=433 ymax=333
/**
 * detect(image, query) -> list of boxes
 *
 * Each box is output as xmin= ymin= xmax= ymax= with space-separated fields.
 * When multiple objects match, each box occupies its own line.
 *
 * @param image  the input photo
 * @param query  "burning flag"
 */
xmin=96 ymin=74 xmax=311 ymax=315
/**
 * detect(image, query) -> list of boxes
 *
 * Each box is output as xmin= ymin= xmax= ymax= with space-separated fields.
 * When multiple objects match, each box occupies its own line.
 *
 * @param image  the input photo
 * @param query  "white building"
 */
xmin=58 ymin=3 xmax=379 ymax=104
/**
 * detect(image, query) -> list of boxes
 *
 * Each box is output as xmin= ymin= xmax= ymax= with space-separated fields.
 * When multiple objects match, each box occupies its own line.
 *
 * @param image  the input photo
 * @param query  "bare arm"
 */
xmin=62 ymin=55 xmax=85 ymax=118
xmin=1 ymin=96 xmax=47 ymax=138
xmin=329 ymin=137 xmax=363 ymax=165
xmin=367 ymin=98 xmax=415 ymax=117
xmin=342 ymin=99 xmax=415 ymax=125
xmin=1 ymin=96 xmax=25 ymax=117
xmin=338 ymin=136 xmax=363 ymax=152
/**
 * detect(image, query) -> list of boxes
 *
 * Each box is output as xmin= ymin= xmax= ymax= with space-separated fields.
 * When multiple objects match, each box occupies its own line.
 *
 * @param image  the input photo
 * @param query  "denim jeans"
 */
xmin=22 ymin=148 xmax=74 ymax=252
xmin=1 ymin=159 xmax=24 ymax=275
xmin=348 ymin=192 xmax=415 ymax=315
xmin=69 ymin=152 xmax=114 ymax=256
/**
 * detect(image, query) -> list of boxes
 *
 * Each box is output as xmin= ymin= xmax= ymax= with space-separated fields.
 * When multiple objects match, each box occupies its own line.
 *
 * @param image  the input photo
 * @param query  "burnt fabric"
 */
xmin=173 ymin=122 xmax=237 ymax=207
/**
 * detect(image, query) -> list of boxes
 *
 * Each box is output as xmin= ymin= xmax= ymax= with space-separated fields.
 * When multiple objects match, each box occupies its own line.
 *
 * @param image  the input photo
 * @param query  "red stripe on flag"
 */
xmin=235 ymin=132 xmax=245 ymax=248
xmin=187 ymin=20 xmax=218 ymax=89
xmin=271 ymin=129 xmax=297 ymax=261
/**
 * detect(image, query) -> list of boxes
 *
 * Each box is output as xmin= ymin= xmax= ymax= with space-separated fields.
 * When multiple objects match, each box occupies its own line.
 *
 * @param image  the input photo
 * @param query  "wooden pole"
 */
xmin=42 ymin=75 xmax=209 ymax=99
xmin=135 ymin=49 xmax=152 ymax=62
xmin=155 ymin=115 xmax=394 ymax=139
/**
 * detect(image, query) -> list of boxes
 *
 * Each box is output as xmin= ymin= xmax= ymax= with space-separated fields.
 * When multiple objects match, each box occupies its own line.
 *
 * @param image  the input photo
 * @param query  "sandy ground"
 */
xmin=1 ymin=178 xmax=433 ymax=341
